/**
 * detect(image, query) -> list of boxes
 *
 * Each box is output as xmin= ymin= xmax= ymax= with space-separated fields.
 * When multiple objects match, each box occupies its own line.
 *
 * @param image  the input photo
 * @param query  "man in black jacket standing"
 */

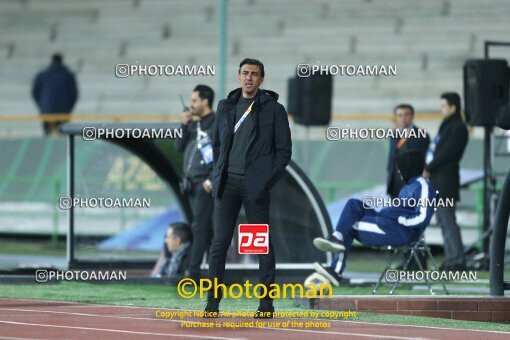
xmin=206 ymin=58 xmax=292 ymax=318
xmin=32 ymin=54 xmax=78 ymax=136
xmin=387 ymin=104 xmax=430 ymax=198
xmin=423 ymin=92 xmax=469 ymax=270
xmin=175 ymin=85 xmax=216 ymax=281
xmin=387 ymin=104 xmax=430 ymax=269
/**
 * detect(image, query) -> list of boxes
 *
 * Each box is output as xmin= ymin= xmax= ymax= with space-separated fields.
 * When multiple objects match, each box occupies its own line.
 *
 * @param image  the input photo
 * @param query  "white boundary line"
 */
xmin=322 ymin=318 xmax=510 ymax=335
xmin=0 ymin=336 xmax=50 ymax=340
xmin=265 ymin=326 xmax=430 ymax=340
xmin=1 ymin=298 xmax=509 ymax=335
xmin=0 ymin=320 xmax=244 ymax=340
xmin=0 ymin=308 xmax=427 ymax=340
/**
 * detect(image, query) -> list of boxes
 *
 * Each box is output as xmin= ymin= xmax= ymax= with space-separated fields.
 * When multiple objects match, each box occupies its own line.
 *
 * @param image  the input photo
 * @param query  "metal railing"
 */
xmin=0 ymin=112 xmax=444 ymax=123
xmin=0 ymin=176 xmax=173 ymax=245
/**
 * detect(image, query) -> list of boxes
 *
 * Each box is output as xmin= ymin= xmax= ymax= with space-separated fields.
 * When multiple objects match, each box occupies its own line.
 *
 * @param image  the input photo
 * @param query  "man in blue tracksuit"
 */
xmin=313 ymin=150 xmax=436 ymax=286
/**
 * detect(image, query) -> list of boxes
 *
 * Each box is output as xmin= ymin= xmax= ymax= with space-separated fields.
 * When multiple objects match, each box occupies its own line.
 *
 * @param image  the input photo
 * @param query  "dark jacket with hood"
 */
xmin=386 ymin=124 xmax=430 ymax=196
xmin=32 ymin=63 xmax=78 ymax=114
xmin=425 ymin=114 xmax=468 ymax=202
xmin=175 ymin=112 xmax=216 ymax=184
xmin=211 ymin=88 xmax=292 ymax=200
xmin=380 ymin=150 xmax=436 ymax=230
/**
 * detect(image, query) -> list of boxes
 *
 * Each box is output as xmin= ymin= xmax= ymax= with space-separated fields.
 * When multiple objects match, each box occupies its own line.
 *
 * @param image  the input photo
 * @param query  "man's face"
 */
xmin=394 ymin=108 xmax=413 ymax=129
xmin=440 ymin=99 xmax=456 ymax=116
xmin=165 ymin=228 xmax=181 ymax=253
xmin=238 ymin=64 xmax=263 ymax=96
xmin=190 ymin=91 xmax=207 ymax=116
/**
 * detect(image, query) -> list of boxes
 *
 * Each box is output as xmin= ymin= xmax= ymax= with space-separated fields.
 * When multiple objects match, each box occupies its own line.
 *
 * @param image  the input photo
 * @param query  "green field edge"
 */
xmin=0 ymin=282 xmax=508 ymax=332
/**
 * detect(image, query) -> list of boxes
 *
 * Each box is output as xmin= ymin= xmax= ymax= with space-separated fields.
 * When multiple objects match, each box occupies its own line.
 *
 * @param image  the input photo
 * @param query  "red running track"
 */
xmin=0 ymin=298 xmax=508 ymax=339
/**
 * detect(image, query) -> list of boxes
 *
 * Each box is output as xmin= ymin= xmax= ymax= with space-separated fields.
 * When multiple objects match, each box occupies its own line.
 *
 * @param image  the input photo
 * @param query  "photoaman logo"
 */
xmin=238 ymin=224 xmax=269 ymax=254
xmin=177 ymin=278 xmax=332 ymax=299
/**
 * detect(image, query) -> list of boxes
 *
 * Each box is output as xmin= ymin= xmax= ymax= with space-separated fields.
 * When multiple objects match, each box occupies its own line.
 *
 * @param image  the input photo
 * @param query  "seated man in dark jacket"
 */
xmin=151 ymin=223 xmax=192 ymax=284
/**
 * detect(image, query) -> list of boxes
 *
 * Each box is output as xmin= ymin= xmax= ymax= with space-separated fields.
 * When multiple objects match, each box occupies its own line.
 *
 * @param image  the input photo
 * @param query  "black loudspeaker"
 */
xmin=287 ymin=77 xmax=302 ymax=120
xmin=464 ymin=59 xmax=509 ymax=126
xmin=287 ymin=74 xmax=332 ymax=126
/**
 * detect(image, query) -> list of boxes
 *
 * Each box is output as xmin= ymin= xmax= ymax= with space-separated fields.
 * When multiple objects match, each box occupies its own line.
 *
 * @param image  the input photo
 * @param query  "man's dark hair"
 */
xmin=396 ymin=150 xmax=425 ymax=182
xmin=441 ymin=92 xmax=462 ymax=117
xmin=169 ymin=223 xmax=192 ymax=243
xmin=193 ymin=84 xmax=214 ymax=108
xmin=394 ymin=103 xmax=415 ymax=116
xmin=239 ymin=58 xmax=265 ymax=78
xmin=52 ymin=53 xmax=63 ymax=64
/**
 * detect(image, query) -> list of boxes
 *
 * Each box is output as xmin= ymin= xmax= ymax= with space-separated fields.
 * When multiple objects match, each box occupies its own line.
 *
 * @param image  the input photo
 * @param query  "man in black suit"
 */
xmin=423 ymin=92 xmax=469 ymax=271
xmin=205 ymin=58 xmax=292 ymax=318
xmin=174 ymin=85 xmax=216 ymax=281
xmin=387 ymin=104 xmax=430 ymax=198
xmin=387 ymin=104 xmax=430 ymax=270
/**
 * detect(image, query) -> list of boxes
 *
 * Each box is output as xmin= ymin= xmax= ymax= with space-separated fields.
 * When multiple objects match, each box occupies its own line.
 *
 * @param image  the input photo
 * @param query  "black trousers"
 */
xmin=208 ymin=173 xmax=275 ymax=306
xmin=186 ymin=181 xmax=214 ymax=277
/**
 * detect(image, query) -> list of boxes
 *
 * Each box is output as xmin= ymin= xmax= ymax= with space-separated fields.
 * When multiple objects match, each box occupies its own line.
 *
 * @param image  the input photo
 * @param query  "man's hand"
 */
xmin=182 ymin=110 xmax=192 ymax=125
xmin=202 ymin=179 xmax=212 ymax=193
xmin=423 ymin=169 xmax=431 ymax=179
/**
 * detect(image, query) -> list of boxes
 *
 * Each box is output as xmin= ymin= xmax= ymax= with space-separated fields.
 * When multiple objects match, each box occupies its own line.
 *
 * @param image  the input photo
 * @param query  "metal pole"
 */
xmin=482 ymin=125 xmax=492 ymax=255
xmin=120 ymin=177 xmax=126 ymax=231
xmin=490 ymin=168 xmax=510 ymax=295
xmin=66 ymin=134 xmax=75 ymax=268
xmin=218 ymin=0 xmax=228 ymax=99
xmin=481 ymin=41 xmax=493 ymax=258
xmin=52 ymin=179 xmax=60 ymax=247
xmin=485 ymin=40 xmax=510 ymax=295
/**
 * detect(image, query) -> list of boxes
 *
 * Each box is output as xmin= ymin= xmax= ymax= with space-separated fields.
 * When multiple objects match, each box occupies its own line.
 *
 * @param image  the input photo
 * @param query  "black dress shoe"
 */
xmin=254 ymin=304 xmax=275 ymax=319
xmin=203 ymin=300 xmax=219 ymax=318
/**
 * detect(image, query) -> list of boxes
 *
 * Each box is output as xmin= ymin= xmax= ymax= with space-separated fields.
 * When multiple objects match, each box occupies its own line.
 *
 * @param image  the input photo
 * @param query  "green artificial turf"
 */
xmin=0 ymin=281 xmax=509 ymax=332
